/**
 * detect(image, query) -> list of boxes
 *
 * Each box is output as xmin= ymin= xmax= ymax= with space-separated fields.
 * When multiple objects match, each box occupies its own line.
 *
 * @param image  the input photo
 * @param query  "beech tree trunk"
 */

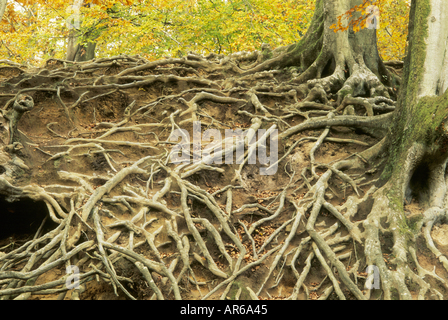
xmin=66 ymin=0 xmax=83 ymax=61
xmin=363 ymin=0 xmax=448 ymax=299
xmin=75 ymin=41 xmax=96 ymax=62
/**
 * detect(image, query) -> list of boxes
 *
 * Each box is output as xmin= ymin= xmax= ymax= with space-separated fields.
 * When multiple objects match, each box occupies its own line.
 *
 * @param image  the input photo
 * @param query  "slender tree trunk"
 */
xmin=66 ymin=0 xmax=97 ymax=62
xmin=0 ymin=0 xmax=7 ymax=24
xmin=66 ymin=0 xmax=83 ymax=61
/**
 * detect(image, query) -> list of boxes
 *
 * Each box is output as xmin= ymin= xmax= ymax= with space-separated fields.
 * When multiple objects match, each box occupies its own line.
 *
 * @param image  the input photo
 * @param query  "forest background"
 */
xmin=0 ymin=0 xmax=409 ymax=66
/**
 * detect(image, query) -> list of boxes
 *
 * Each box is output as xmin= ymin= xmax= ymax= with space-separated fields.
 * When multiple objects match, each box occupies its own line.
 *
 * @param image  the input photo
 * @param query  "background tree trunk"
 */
xmin=0 ymin=0 xmax=7 ymax=24
xmin=75 ymin=41 xmax=96 ymax=62
xmin=66 ymin=0 xmax=96 ymax=62
xmin=250 ymin=0 xmax=399 ymax=101
xmin=66 ymin=0 xmax=84 ymax=61
xmin=270 ymin=0 xmax=448 ymax=299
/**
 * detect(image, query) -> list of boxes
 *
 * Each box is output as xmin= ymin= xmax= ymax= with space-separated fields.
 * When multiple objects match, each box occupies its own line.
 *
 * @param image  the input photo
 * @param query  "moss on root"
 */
xmin=380 ymin=0 xmax=437 ymax=183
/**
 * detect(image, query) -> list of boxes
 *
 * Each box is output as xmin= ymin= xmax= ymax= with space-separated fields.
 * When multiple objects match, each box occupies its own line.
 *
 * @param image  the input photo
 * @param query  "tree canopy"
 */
xmin=1 ymin=0 xmax=408 ymax=65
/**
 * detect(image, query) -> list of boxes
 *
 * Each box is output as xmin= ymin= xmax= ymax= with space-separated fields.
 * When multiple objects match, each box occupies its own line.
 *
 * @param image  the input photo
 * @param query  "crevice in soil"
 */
xmin=0 ymin=197 xmax=57 ymax=243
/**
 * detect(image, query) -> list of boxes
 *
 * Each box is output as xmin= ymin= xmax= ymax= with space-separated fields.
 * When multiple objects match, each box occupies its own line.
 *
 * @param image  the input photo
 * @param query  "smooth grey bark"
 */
xmin=417 ymin=0 xmax=448 ymax=97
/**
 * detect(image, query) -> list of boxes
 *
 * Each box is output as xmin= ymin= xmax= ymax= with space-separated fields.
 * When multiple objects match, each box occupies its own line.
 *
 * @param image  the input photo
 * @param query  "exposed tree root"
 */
xmin=0 ymin=46 xmax=445 ymax=301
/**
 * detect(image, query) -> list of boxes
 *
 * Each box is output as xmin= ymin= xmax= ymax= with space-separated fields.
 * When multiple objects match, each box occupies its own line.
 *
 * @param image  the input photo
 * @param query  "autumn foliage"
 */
xmin=0 ymin=0 xmax=409 ymax=66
